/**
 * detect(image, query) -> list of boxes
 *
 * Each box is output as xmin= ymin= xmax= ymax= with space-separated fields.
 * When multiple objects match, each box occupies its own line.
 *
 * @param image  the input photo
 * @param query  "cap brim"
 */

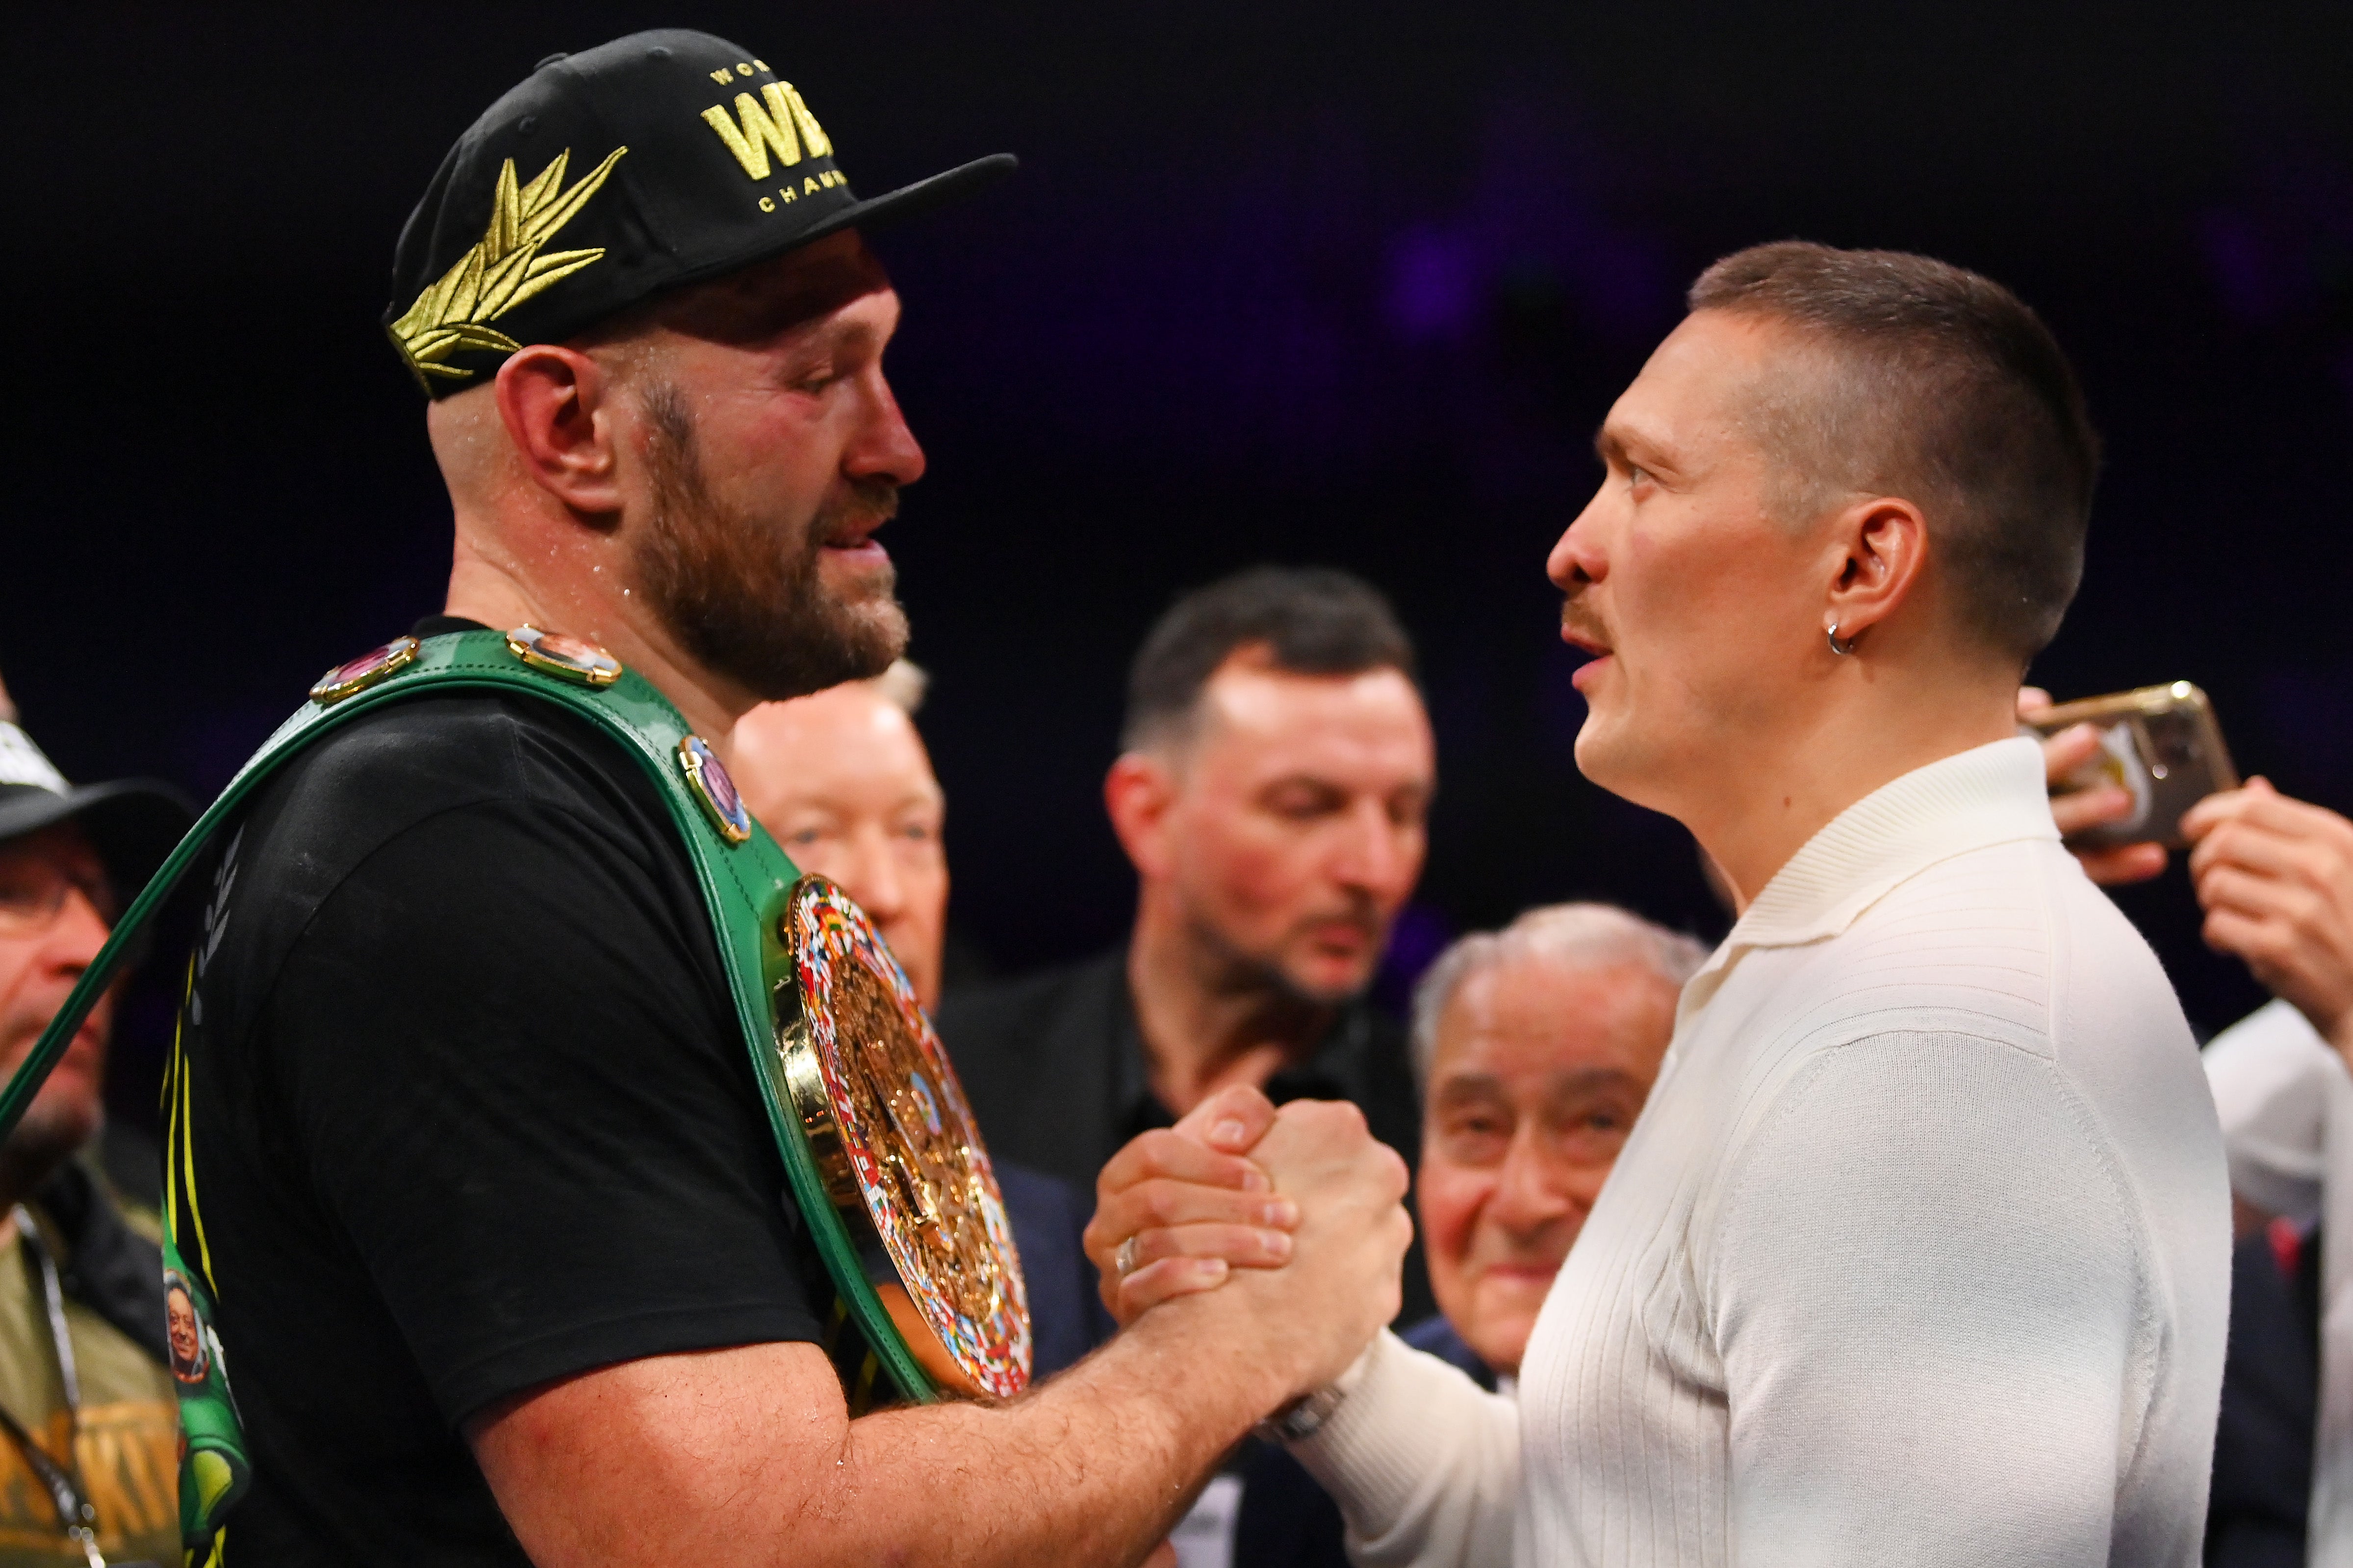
xmin=0 ymin=780 xmax=196 ymax=904
xmin=794 ymin=152 xmax=1021 ymax=249
xmin=653 ymin=152 xmax=1020 ymax=303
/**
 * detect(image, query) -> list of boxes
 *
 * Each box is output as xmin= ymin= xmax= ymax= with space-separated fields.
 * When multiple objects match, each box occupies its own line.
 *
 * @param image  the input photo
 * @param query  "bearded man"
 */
xmin=1096 ymin=243 xmax=2231 ymax=1566
xmin=165 ymin=30 xmax=1410 ymax=1567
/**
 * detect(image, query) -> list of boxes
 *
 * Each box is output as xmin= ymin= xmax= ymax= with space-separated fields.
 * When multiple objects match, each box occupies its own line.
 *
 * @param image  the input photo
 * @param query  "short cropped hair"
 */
xmin=1122 ymin=566 xmax=1417 ymax=752
xmin=1409 ymin=903 xmax=1707 ymax=1092
xmin=1687 ymin=241 xmax=2100 ymax=665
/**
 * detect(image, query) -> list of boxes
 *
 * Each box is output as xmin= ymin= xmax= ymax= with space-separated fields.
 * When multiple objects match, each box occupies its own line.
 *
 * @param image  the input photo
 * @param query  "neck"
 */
xmin=443 ymin=527 xmax=757 ymax=762
xmin=1687 ymin=667 xmax=2018 ymax=912
xmin=1125 ymin=888 xmax=1336 ymax=1117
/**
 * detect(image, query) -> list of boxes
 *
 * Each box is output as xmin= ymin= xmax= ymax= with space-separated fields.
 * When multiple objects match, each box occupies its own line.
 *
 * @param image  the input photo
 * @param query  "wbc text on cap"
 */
xmin=382 ymin=28 xmax=1015 ymax=398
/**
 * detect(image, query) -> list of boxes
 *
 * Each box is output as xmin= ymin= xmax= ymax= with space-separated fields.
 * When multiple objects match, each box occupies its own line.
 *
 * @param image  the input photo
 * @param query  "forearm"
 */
xmin=1288 ymin=1332 xmax=1520 ymax=1568
xmin=835 ymin=1301 xmax=1277 ymax=1566
xmin=480 ymin=1300 xmax=1287 ymax=1568
xmin=484 ymin=1090 xmax=1411 ymax=1568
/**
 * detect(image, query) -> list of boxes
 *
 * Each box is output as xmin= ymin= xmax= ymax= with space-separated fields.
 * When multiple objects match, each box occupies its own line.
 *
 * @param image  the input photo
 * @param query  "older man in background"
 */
xmin=1233 ymin=903 xmax=1703 ymax=1568
xmin=730 ymin=663 xmax=1110 ymax=1378
xmin=0 ymin=667 xmax=190 ymax=1566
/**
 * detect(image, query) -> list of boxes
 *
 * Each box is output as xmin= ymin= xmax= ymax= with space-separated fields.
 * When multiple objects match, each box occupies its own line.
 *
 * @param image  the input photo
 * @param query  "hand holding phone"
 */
xmin=2020 ymin=682 xmax=2239 ymax=875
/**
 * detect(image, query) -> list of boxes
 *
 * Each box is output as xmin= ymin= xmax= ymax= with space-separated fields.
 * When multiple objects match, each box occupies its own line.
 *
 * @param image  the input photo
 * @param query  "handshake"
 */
xmin=1081 ymin=1087 xmax=1415 ymax=1407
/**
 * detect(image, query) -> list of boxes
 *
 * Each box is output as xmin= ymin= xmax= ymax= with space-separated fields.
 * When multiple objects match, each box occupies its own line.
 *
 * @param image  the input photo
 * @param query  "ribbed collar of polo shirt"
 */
xmin=1678 ymin=735 xmax=2059 ymax=1030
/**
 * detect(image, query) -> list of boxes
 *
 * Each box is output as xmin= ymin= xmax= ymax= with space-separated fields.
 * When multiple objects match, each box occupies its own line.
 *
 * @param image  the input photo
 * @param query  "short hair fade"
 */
xmin=1123 ymin=566 xmax=1417 ymax=752
xmin=1688 ymin=241 xmax=2100 ymax=665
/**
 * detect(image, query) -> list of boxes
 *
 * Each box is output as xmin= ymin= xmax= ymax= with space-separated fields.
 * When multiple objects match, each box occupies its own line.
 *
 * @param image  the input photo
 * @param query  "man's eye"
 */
xmin=1439 ymin=1125 xmax=1508 ymax=1165
xmin=1627 ymin=464 xmax=1648 ymax=490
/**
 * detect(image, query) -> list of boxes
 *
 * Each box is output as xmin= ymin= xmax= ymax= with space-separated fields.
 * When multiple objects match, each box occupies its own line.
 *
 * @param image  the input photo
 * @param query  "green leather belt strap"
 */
xmin=0 ymin=630 xmax=942 ymax=1528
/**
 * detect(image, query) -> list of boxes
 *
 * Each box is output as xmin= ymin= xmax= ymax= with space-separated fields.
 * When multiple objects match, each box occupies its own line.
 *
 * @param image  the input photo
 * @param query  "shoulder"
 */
xmin=936 ymin=949 xmax=1127 ymax=1059
xmin=264 ymin=690 xmax=654 ymax=828
xmin=1707 ymin=1029 xmax=2147 ymax=1279
xmin=207 ymin=690 xmax=721 ymax=1039
xmin=233 ymin=691 xmax=674 ymax=906
xmin=1822 ymin=837 xmax=2186 ymax=1060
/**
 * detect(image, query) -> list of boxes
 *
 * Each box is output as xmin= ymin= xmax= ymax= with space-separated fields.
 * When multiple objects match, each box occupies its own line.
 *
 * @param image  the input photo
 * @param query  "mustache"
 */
xmin=1294 ymin=893 xmax=1386 ymax=944
xmin=818 ymin=477 xmax=900 ymax=538
xmin=1559 ymin=598 xmax=1610 ymax=647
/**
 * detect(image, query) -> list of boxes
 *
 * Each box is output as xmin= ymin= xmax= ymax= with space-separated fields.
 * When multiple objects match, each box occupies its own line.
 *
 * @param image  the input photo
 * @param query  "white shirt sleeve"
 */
xmin=2203 ymin=998 xmax=2341 ymax=1225
xmin=1285 ymin=1330 xmax=1520 ymax=1568
xmin=1706 ymin=1032 xmax=2170 ymax=1567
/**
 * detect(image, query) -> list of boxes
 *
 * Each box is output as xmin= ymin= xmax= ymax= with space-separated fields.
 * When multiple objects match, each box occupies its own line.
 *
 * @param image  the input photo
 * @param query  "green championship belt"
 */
xmin=0 ymin=627 xmax=1032 ymax=1553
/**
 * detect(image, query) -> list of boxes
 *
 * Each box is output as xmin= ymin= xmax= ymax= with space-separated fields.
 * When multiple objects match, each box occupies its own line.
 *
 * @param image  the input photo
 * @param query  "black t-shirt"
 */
xmin=178 ymin=620 xmax=829 ymax=1565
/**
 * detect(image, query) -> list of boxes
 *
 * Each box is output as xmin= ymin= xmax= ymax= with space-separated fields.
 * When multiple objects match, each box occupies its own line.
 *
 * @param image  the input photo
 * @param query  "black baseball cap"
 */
xmin=384 ymin=28 xmax=1016 ymax=397
xmin=0 ymin=719 xmax=193 ymax=905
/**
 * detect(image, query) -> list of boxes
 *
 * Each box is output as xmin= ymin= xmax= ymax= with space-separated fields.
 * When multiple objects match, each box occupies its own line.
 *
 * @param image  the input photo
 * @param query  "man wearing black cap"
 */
xmin=0 ymin=670 xmax=192 ymax=1567
xmin=167 ymin=28 xmax=1409 ymax=1567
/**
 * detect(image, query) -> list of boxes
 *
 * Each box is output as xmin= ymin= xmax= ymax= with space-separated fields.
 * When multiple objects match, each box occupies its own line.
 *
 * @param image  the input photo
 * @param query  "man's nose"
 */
xmin=847 ymin=371 xmax=927 ymax=488
xmin=1547 ymin=490 xmax=1611 ymax=590
xmin=39 ymin=886 xmax=112 ymax=974
xmin=1331 ymin=800 xmax=1417 ymax=900
xmin=1485 ymin=1127 xmax=1578 ymax=1238
xmin=842 ymin=827 xmax=908 ymax=923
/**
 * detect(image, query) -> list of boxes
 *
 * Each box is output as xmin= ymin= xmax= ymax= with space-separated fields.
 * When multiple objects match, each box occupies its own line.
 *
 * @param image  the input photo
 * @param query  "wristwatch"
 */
xmin=1256 ymin=1381 xmax=1348 ymax=1443
xmin=1253 ymin=1335 xmax=1383 ymax=1444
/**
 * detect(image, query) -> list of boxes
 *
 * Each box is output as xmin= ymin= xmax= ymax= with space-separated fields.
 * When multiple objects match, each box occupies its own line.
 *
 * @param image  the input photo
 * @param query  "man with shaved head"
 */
xmin=159 ymin=30 xmax=1411 ymax=1568
xmin=1097 ymin=242 xmax=2231 ymax=1566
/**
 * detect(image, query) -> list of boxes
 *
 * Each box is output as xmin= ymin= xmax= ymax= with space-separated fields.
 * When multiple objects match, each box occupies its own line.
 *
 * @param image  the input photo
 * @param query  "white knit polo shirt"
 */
xmin=1295 ymin=737 xmax=2231 ymax=1567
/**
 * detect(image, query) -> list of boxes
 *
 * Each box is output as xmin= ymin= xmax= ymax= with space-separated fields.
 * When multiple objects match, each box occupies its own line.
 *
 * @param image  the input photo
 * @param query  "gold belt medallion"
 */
xmin=775 ymin=875 xmax=1032 ymax=1398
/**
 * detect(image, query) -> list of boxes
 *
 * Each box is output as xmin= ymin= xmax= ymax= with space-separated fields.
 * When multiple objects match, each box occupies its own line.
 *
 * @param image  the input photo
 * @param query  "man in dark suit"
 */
xmin=941 ymin=566 xmax=1437 ymax=1323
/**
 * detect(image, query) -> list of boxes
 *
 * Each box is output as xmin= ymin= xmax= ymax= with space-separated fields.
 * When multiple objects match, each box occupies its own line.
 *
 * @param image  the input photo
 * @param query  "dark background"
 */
xmin=6 ymin=4 xmax=2351 ymax=1122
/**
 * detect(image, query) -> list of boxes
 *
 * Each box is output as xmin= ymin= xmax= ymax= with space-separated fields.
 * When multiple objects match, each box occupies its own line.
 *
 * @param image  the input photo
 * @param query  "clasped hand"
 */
xmin=1084 ymin=1087 xmax=1413 ymax=1397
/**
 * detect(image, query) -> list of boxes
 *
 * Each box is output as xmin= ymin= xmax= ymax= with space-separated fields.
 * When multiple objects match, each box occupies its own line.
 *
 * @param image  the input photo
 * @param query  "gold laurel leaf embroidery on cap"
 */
xmin=388 ymin=144 xmax=629 ymax=388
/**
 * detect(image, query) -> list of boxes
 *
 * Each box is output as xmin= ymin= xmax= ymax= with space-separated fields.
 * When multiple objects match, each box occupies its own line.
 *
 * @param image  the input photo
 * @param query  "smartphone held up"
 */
xmin=2024 ymin=682 xmax=2239 ymax=850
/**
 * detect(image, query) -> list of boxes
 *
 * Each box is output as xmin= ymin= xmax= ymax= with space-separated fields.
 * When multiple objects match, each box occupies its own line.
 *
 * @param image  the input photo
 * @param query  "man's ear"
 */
xmin=492 ymin=345 xmax=628 ymax=519
xmin=1105 ymin=752 xmax=1180 ymax=880
xmin=1819 ymin=494 xmax=1929 ymax=647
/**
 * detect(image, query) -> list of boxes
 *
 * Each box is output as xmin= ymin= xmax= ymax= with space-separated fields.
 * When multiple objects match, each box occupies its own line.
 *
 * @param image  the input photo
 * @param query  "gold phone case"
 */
xmin=2024 ymin=682 xmax=2238 ymax=849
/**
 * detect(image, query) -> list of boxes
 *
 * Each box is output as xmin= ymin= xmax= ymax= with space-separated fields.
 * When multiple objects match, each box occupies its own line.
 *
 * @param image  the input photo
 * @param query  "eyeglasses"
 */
xmin=0 ymin=856 xmax=118 ymax=938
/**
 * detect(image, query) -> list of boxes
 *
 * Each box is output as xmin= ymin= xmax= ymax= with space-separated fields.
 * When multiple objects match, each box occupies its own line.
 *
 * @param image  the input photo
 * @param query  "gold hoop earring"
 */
xmin=1827 ymin=622 xmax=1859 ymax=657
